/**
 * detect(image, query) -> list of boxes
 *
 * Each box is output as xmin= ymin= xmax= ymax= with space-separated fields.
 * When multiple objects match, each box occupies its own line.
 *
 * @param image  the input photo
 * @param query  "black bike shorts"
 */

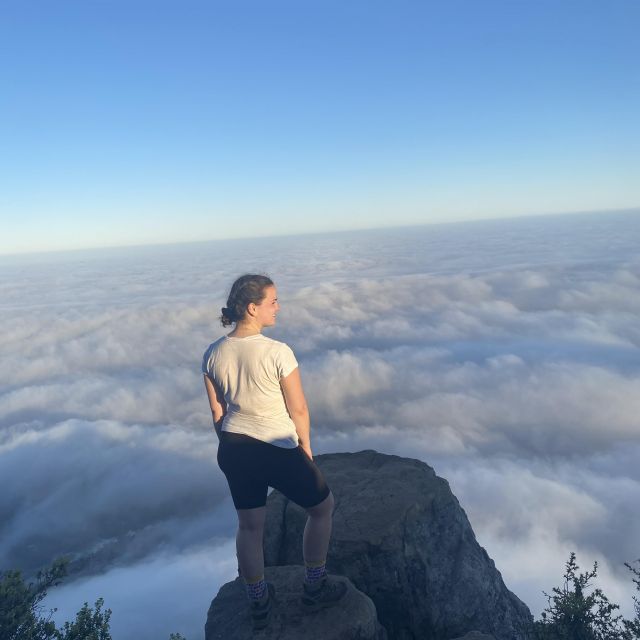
xmin=217 ymin=430 xmax=331 ymax=510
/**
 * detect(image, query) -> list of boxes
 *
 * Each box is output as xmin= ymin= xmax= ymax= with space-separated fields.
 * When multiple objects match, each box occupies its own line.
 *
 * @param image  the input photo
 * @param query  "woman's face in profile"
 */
xmin=254 ymin=285 xmax=279 ymax=327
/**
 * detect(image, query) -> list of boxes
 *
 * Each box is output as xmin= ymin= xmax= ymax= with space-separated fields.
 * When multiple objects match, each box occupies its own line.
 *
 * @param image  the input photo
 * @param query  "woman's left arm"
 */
xmin=203 ymin=374 xmax=227 ymax=438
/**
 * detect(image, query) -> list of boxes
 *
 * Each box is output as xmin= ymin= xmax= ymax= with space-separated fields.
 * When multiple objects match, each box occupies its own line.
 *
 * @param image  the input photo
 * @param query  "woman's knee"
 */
xmin=236 ymin=505 xmax=266 ymax=532
xmin=305 ymin=490 xmax=334 ymax=517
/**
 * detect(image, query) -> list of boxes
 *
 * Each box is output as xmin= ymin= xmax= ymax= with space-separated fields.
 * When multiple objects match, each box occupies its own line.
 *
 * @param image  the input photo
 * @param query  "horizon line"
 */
xmin=1 ymin=205 xmax=638 ymax=260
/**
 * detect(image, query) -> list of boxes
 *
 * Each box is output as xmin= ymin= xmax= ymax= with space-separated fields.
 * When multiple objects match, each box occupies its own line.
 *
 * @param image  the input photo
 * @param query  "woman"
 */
xmin=202 ymin=274 xmax=347 ymax=629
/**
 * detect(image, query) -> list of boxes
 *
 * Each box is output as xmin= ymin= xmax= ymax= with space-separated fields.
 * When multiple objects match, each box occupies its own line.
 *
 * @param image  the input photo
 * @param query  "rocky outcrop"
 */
xmin=263 ymin=450 xmax=532 ymax=640
xmin=205 ymin=564 xmax=387 ymax=639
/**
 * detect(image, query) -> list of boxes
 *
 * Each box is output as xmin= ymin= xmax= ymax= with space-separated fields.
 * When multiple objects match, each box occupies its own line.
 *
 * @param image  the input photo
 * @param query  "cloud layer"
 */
xmin=2 ymin=210 xmax=640 ymax=637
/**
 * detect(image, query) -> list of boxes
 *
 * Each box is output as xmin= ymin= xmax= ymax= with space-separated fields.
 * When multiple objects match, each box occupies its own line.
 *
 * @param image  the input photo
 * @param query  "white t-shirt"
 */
xmin=201 ymin=334 xmax=300 ymax=448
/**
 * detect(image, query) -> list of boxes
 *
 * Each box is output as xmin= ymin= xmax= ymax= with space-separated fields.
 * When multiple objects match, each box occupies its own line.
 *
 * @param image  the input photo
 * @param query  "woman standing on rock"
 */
xmin=202 ymin=274 xmax=347 ymax=630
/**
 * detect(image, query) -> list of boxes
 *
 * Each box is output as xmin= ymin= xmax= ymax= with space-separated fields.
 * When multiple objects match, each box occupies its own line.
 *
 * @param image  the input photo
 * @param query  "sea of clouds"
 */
xmin=1 ymin=209 xmax=639 ymax=639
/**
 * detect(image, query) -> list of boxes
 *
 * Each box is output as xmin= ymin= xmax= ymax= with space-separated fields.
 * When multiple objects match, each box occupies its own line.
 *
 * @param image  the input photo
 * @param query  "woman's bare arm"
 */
xmin=280 ymin=367 xmax=313 ymax=458
xmin=203 ymin=374 xmax=227 ymax=438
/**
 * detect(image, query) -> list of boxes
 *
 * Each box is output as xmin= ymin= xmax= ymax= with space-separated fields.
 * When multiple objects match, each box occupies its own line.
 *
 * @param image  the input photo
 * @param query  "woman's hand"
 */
xmin=300 ymin=442 xmax=313 ymax=460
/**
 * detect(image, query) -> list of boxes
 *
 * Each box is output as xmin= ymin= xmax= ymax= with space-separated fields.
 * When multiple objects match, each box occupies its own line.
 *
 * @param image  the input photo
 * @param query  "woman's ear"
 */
xmin=247 ymin=302 xmax=257 ymax=318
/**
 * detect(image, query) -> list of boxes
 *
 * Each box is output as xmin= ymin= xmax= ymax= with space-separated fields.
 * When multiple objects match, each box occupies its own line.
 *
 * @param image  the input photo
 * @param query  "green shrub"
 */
xmin=1 ymin=556 xmax=187 ymax=640
xmin=0 ymin=556 xmax=69 ymax=640
xmin=527 ymin=552 xmax=640 ymax=640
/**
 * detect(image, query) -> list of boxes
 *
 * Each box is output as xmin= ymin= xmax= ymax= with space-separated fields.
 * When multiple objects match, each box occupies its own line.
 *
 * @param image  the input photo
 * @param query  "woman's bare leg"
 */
xmin=303 ymin=491 xmax=335 ymax=564
xmin=236 ymin=506 xmax=266 ymax=581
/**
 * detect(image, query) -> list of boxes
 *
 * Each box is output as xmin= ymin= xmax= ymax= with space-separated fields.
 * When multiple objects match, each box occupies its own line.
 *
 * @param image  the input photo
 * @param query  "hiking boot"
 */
xmin=300 ymin=574 xmax=348 ymax=613
xmin=250 ymin=581 xmax=276 ymax=630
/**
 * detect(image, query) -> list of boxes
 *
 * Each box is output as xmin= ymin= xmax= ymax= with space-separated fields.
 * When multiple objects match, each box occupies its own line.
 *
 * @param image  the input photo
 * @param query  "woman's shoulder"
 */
xmin=259 ymin=335 xmax=294 ymax=351
xmin=249 ymin=336 xmax=297 ymax=365
xmin=204 ymin=335 xmax=228 ymax=351
xmin=202 ymin=337 xmax=224 ymax=376
xmin=202 ymin=335 xmax=229 ymax=363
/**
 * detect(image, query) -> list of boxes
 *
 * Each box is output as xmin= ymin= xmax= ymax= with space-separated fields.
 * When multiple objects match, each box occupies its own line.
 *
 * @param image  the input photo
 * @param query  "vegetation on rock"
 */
xmin=0 ymin=556 xmax=185 ymax=640
xmin=524 ymin=552 xmax=640 ymax=640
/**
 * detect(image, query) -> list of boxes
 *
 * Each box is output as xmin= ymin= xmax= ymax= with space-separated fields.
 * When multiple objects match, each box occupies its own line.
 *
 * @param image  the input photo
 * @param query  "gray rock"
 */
xmin=263 ymin=450 xmax=533 ymax=640
xmin=204 ymin=564 xmax=387 ymax=640
xmin=450 ymin=633 xmax=498 ymax=640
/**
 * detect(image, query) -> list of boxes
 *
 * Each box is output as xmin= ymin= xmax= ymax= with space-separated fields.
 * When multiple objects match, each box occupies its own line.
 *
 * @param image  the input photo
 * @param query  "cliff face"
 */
xmin=265 ymin=450 xmax=531 ymax=640
xmin=206 ymin=449 xmax=533 ymax=640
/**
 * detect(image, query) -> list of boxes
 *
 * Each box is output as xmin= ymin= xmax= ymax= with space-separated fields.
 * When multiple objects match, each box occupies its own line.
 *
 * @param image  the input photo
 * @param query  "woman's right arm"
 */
xmin=280 ymin=368 xmax=313 ymax=459
xmin=203 ymin=374 xmax=227 ymax=439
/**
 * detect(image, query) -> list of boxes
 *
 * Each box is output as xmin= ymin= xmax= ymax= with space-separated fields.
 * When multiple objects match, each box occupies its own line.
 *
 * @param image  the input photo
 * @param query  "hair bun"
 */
xmin=220 ymin=306 xmax=236 ymax=328
xmin=221 ymin=306 xmax=237 ymax=320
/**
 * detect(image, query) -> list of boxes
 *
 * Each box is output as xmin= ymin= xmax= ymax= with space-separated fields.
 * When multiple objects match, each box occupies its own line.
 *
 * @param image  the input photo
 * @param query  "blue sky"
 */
xmin=1 ymin=0 xmax=639 ymax=254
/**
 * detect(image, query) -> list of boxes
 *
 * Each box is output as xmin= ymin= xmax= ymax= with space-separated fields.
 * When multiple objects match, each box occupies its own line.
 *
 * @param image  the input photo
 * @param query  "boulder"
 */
xmin=205 ymin=564 xmax=387 ymax=640
xmin=263 ymin=450 xmax=532 ymax=640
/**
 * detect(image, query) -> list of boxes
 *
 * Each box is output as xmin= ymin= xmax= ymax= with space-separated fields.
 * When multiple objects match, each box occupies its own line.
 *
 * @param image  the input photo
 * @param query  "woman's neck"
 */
xmin=228 ymin=319 xmax=262 ymax=338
